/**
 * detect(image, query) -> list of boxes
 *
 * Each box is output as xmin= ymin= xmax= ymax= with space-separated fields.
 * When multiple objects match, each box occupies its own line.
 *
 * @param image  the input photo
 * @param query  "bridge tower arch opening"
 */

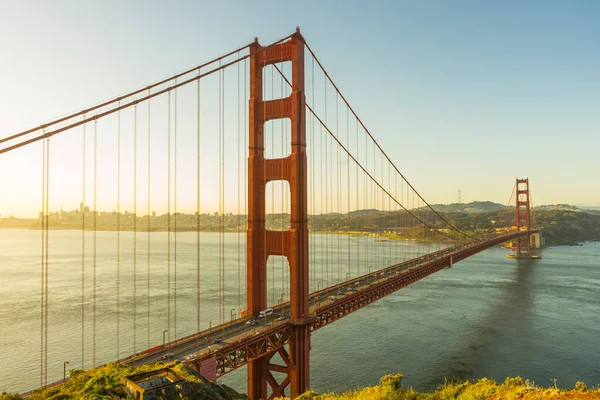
xmin=246 ymin=29 xmax=310 ymax=399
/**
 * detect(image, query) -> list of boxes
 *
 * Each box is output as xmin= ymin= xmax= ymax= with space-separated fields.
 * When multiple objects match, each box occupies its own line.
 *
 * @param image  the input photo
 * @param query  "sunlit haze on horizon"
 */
xmin=1 ymin=0 xmax=599 ymax=217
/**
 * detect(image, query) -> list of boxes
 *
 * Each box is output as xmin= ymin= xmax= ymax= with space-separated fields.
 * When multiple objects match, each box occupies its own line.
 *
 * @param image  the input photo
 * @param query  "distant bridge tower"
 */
xmin=246 ymin=29 xmax=310 ymax=399
xmin=515 ymin=178 xmax=533 ymax=258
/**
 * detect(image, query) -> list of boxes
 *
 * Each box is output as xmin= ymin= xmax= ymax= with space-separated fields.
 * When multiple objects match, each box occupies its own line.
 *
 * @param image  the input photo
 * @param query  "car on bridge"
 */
xmin=246 ymin=319 xmax=258 ymax=326
xmin=210 ymin=338 xmax=222 ymax=345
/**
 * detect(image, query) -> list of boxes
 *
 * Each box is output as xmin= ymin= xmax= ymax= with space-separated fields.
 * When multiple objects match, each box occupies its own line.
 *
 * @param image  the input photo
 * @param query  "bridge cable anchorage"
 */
xmin=81 ymin=117 xmax=86 ymax=369
xmin=303 ymin=42 xmax=477 ymax=241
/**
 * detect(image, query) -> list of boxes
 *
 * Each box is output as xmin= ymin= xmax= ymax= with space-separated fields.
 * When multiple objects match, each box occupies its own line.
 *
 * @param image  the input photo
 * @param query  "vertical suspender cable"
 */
xmin=147 ymin=92 xmax=151 ymax=348
xmin=270 ymin=66 xmax=275 ymax=306
xmin=355 ymin=120 xmax=359 ymax=278
xmin=93 ymin=120 xmax=97 ymax=367
xmin=222 ymin=66 xmax=226 ymax=324
xmin=319 ymin=115 xmax=324 ymax=288
xmin=81 ymin=119 xmax=86 ymax=368
xmin=43 ymin=138 xmax=50 ymax=385
xmin=364 ymin=123 xmax=368 ymax=276
xmin=394 ymin=171 xmax=398 ymax=266
xmin=346 ymin=107 xmax=350 ymax=281
xmin=280 ymin=62 xmax=284 ymax=305
xmin=243 ymin=58 xmax=247 ymax=309
xmin=311 ymin=58 xmax=316 ymax=294
xmin=222 ymin=65 xmax=226 ymax=324
xmin=324 ymin=76 xmax=328 ymax=288
xmin=174 ymin=83 xmax=178 ymax=339
xmin=133 ymin=104 xmax=138 ymax=354
xmin=40 ymin=138 xmax=46 ymax=387
xmin=196 ymin=76 xmax=201 ymax=335
xmin=219 ymin=66 xmax=224 ymax=323
xmin=117 ymin=107 xmax=121 ymax=359
xmin=167 ymin=92 xmax=171 ymax=340
xmin=310 ymin=56 xmax=315 ymax=294
xmin=336 ymin=93 xmax=340 ymax=285
xmin=237 ymin=52 xmax=241 ymax=315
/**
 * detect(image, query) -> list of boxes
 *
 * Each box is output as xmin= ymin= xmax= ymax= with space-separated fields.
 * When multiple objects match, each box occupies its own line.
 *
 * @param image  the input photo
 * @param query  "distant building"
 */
xmin=121 ymin=367 xmax=191 ymax=400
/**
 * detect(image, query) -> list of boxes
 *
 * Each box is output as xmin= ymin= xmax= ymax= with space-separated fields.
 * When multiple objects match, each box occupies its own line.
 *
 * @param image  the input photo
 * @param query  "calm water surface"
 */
xmin=0 ymin=230 xmax=598 ymax=393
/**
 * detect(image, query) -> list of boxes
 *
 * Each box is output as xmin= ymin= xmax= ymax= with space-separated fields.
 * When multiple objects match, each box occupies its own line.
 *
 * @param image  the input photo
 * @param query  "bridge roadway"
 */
xmin=114 ymin=231 xmax=530 ymax=377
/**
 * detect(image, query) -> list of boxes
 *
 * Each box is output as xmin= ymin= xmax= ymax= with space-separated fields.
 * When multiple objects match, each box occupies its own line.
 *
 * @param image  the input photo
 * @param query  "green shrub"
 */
xmin=575 ymin=381 xmax=588 ymax=392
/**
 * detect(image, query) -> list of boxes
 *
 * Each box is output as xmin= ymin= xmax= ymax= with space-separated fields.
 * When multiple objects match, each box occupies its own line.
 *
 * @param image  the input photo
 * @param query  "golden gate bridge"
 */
xmin=0 ymin=28 xmax=539 ymax=399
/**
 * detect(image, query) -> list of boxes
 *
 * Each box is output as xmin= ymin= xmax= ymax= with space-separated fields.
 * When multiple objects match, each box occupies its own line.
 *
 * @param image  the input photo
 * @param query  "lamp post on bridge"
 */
xmin=346 ymin=272 xmax=351 ymax=289
xmin=162 ymin=329 xmax=169 ymax=362
xmin=317 ymin=281 xmax=322 ymax=307
xmin=63 ymin=361 xmax=69 ymax=383
xmin=230 ymin=308 xmax=236 ymax=322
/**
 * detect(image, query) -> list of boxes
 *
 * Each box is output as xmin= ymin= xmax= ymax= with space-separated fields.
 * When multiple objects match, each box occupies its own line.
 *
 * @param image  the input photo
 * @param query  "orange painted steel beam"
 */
xmin=184 ymin=232 xmax=534 ymax=383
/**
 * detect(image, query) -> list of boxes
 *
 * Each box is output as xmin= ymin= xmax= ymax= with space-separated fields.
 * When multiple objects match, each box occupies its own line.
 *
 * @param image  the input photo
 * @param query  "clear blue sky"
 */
xmin=1 ymin=0 xmax=599 ymax=212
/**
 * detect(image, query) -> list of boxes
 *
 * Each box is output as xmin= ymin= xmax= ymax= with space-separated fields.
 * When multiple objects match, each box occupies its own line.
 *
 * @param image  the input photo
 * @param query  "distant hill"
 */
xmin=427 ymin=201 xmax=507 ymax=213
xmin=535 ymin=204 xmax=600 ymax=215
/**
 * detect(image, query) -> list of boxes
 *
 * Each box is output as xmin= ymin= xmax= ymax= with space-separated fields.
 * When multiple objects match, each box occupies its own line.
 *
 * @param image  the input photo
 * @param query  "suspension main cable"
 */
xmin=299 ymin=43 xmax=475 ymax=240
xmin=0 ymin=43 xmax=254 ymax=147
xmin=309 ymin=102 xmax=463 ymax=242
xmin=271 ymin=63 xmax=461 ymax=242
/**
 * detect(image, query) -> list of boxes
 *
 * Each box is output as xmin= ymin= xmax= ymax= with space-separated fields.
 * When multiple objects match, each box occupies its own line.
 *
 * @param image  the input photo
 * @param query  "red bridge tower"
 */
xmin=246 ymin=29 xmax=311 ymax=399
xmin=515 ymin=178 xmax=533 ymax=258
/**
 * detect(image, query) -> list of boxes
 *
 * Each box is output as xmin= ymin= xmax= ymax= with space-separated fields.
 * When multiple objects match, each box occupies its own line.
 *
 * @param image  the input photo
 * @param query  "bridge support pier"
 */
xmin=247 ymin=29 xmax=310 ymax=399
